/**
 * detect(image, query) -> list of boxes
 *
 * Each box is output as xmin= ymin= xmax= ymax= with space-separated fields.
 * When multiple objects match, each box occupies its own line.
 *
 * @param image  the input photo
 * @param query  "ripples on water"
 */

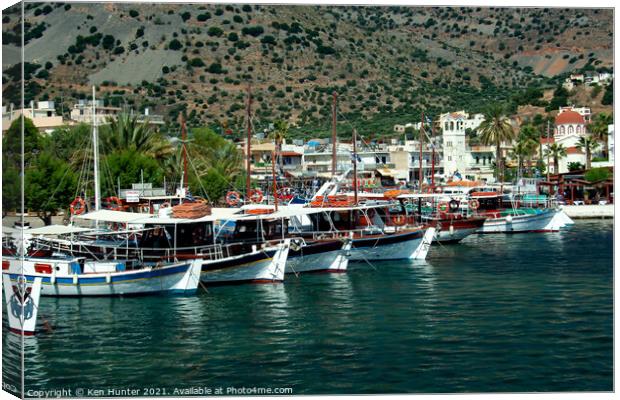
xmin=2 ymin=221 xmax=613 ymax=394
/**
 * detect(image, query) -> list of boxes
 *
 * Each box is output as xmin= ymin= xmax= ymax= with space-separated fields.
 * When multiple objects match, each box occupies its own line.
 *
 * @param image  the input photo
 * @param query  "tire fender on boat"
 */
xmin=449 ymin=199 xmax=460 ymax=211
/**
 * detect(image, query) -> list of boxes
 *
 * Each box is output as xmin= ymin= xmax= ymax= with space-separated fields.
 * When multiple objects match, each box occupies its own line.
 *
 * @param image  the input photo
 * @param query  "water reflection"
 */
xmin=2 ymin=221 xmax=613 ymax=393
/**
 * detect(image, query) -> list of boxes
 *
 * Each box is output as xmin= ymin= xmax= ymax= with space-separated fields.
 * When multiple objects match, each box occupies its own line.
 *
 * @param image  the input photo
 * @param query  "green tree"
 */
xmin=567 ymin=161 xmax=584 ymax=171
xmin=2 ymin=117 xmax=43 ymax=214
xmin=478 ymin=104 xmax=515 ymax=182
xmin=2 ymin=160 xmax=20 ymax=215
xmin=269 ymin=119 xmax=288 ymax=170
xmin=519 ymin=124 xmax=541 ymax=175
xmin=588 ymin=112 xmax=613 ymax=159
xmin=584 ymin=167 xmax=611 ymax=183
xmin=3 ymin=117 xmax=42 ymax=166
xmin=104 ymin=148 xmax=164 ymax=193
xmin=543 ymin=143 xmax=567 ymax=175
xmin=546 ymin=85 xmax=569 ymax=111
xmin=25 ymin=152 xmax=78 ymax=225
xmin=196 ymin=168 xmax=229 ymax=204
xmin=99 ymin=113 xmax=173 ymax=161
xmin=45 ymin=123 xmax=91 ymax=163
xmin=575 ymin=135 xmax=600 ymax=170
xmin=174 ymin=127 xmax=244 ymax=203
xmin=601 ymin=81 xmax=613 ymax=105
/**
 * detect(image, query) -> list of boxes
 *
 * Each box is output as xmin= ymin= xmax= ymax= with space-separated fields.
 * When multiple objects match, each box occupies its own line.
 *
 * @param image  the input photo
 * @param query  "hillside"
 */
xmin=2 ymin=3 xmax=614 ymax=137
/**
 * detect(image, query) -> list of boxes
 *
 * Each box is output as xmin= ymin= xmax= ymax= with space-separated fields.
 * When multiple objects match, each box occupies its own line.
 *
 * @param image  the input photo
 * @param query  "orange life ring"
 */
xmin=392 ymin=214 xmax=407 ymax=226
xmin=437 ymin=202 xmax=448 ymax=213
xmin=70 ymin=197 xmax=86 ymax=215
xmin=226 ymin=191 xmax=242 ymax=207
xmin=103 ymin=196 xmax=123 ymax=211
xmin=249 ymin=188 xmax=264 ymax=203
xmin=435 ymin=187 xmax=443 ymax=193
xmin=469 ymin=199 xmax=480 ymax=210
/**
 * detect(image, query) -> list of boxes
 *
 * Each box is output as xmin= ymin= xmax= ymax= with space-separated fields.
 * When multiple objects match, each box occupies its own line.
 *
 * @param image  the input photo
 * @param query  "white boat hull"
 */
xmin=200 ymin=240 xmax=289 ymax=284
xmin=348 ymin=228 xmax=434 ymax=261
xmin=545 ymin=208 xmax=575 ymax=231
xmin=478 ymin=210 xmax=557 ymax=233
xmin=285 ymin=241 xmax=351 ymax=274
xmin=2 ymin=258 xmax=202 ymax=297
xmin=434 ymin=226 xmax=478 ymax=243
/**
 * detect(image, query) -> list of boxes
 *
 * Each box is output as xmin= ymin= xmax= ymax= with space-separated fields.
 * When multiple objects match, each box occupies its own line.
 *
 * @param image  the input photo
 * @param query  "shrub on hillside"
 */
xmin=168 ymin=39 xmax=182 ymax=50
xmin=242 ymin=25 xmax=264 ymax=37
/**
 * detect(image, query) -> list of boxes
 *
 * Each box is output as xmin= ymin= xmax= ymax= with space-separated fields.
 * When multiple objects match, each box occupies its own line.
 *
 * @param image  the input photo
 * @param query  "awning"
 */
xmin=76 ymin=210 xmax=150 ymax=223
xmin=1 ymin=226 xmax=20 ymax=235
xmin=26 ymin=225 xmax=93 ymax=235
xmin=376 ymin=168 xmax=396 ymax=177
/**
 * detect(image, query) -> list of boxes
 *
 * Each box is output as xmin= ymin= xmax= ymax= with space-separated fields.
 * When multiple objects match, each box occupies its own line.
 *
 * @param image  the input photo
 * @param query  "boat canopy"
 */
xmin=25 ymin=225 xmax=93 ymax=235
xmin=76 ymin=210 xmax=150 ymax=223
xmin=75 ymin=203 xmax=390 ymax=225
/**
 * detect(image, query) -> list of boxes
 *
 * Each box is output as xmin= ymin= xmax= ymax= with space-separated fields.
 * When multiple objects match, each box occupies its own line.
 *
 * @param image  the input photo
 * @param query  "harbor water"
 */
xmin=3 ymin=220 xmax=613 ymax=394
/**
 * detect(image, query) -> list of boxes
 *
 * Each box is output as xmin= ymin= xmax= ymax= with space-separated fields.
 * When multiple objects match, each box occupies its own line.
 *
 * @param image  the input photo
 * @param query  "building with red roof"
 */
xmin=554 ymin=109 xmax=587 ymax=137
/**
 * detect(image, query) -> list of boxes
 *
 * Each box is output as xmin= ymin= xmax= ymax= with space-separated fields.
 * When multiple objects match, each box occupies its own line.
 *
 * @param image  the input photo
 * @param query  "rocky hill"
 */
xmin=2 ymin=3 xmax=613 ymax=137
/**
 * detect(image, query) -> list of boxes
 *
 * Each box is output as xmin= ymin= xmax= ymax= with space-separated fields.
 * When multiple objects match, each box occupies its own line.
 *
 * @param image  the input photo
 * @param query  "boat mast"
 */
xmin=245 ymin=84 xmax=252 ymax=200
xmin=271 ymin=151 xmax=278 ymax=212
xmin=419 ymin=111 xmax=424 ymax=193
xmin=353 ymin=128 xmax=358 ymax=205
xmin=331 ymin=91 xmax=337 ymax=177
xmin=92 ymin=85 xmax=101 ymax=211
xmin=431 ymin=117 xmax=435 ymax=189
xmin=181 ymin=116 xmax=188 ymax=191
xmin=546 ymin=119 xmax=551 ymax=182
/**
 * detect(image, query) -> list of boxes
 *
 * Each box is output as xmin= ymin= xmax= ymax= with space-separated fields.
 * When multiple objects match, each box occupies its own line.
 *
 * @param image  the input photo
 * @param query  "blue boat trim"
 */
xmin=7 ymin=262 xmax=191 ymax=286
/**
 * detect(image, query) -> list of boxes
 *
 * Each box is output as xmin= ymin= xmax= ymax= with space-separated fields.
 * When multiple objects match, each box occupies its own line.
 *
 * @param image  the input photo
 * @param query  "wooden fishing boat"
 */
xmin=30 ymin=209 xmax=291 ymax=285
xmin=2 ymin=247 xmax=202 ymax=297
xmin=469 ymin=192 xmax=560 ymax=233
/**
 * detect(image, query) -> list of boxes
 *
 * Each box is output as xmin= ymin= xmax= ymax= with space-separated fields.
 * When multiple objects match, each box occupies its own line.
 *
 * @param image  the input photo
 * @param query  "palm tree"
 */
xmin=543 ymin=143 xmax=567 ymax=174
xmin=269 ymin=119 xmax=289 ymax=170
xmin=575 ymin=135 xmax=601 ymax=170
xmin=519 ymin=124 xmax=542 ymax=170
xmin=478 ymin=104 xmax=516 ymax=182
xmin=99 ymin=113 xmax=173 ymax=161
xmin=509 ymin=141 xmax=528 ymax=178
xmin=588 ymin=112 xmax=613 ymax=159
xmin=188 ymin=127 xmax=244 ymax=181
xmin=510 ymin=137 xmax=538 ymax=178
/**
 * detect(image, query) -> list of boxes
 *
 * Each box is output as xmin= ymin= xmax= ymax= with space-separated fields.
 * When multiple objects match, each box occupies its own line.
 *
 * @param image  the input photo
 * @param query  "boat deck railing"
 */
xmin=30 ymin=236 xmax=294 ymax=264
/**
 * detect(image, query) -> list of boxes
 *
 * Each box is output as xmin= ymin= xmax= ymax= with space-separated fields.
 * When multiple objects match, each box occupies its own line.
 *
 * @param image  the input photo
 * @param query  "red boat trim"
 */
xmin=202 ymin=278 xmax=284 ymax=286
xmin=9 ymin=327 xmax=36 ymax=336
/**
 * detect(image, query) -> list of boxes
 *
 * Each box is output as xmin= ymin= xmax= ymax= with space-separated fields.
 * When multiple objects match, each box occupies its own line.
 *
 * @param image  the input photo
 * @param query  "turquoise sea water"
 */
xmin=3 ymin=220 xmax=613 ymax=395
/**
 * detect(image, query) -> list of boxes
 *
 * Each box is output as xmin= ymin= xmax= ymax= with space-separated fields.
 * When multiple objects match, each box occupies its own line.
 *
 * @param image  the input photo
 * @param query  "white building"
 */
xmin=542 ymin=109 xmax=590 ymax=173
xmin=70 ymin=100 xmax=164 ymax=126
xmin=439 ymin=111 xmax=486 ymax=179
xmin=586 ymin=72 xmax=613 ymax=86
xmin=558 ymin=106 xmax=591 ymax=123
xmin=393 ymin=122 xmax=423 ymax=133
xmin=2 ymin=101 xmax=65 ymax=134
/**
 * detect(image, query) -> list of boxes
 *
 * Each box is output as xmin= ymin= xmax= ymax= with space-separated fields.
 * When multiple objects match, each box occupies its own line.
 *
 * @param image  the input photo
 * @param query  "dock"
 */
xmin=562 ymin=205 xmax=614 ymax=219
